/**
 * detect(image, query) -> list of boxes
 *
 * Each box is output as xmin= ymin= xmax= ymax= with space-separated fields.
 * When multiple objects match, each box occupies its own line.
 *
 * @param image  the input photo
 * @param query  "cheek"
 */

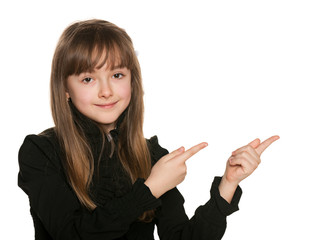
xmin=118 ymin=82 xmax=131 ymax=102
xmin=69 ymin=87 xmax=94 ymax=104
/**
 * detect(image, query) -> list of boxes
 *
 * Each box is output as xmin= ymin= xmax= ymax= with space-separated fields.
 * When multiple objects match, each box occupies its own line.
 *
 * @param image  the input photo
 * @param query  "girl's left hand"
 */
xmin=219 ymin=135 xmax=279 ymax=203
xmin=224 ymin=135 xmax=280 ymax=186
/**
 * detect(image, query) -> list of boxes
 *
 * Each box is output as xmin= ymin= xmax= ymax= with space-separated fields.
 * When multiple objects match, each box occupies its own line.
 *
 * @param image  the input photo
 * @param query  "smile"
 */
xmin=94 ymin=101 xmax=118 ymax=109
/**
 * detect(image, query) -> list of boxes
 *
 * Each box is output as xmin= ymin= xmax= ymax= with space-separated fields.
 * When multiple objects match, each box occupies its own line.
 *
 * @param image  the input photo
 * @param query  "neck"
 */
xmin=102 ymin=123 xmax=116 ymax=134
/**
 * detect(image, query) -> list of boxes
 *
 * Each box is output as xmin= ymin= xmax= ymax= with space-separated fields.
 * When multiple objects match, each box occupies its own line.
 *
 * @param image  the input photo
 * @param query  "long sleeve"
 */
xmin=18 ymin=134 xmax=161 ymax=240
xmin=147 ymin=136 xmax=242 ymax=240
xmin=156 ymin=178 xmax=242 ymax=240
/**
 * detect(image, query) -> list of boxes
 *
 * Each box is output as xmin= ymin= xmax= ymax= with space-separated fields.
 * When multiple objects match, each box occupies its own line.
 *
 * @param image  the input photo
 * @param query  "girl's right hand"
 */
xmin=144 ymin=142 xmax=208 ymax=198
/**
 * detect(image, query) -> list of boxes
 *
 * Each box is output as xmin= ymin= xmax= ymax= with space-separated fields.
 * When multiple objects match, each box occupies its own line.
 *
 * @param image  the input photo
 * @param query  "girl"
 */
xmin=18 ymin=19 xmax=279 ymax=240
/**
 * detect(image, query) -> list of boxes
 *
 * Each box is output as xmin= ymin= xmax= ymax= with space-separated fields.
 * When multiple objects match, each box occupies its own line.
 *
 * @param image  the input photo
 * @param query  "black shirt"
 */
xmin=18 ymin=125 xmax=242 ymax=240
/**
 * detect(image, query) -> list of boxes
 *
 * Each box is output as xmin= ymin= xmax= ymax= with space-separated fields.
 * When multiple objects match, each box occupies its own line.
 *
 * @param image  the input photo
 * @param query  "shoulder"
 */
xmin=146 ymin=135 xmax=169 ymax=165
xmin=19 ymin=128 xmax=61 ymax=170
xmin=20 ymin=128 xmax=57 ymax=155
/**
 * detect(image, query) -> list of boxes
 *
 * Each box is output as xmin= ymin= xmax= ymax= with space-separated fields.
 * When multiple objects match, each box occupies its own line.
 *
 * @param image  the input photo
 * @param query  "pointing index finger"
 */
xmin=178 ymin=142 xmax=208 ymax=162
xmin=256 ymin=135 xmax=280 ymax=156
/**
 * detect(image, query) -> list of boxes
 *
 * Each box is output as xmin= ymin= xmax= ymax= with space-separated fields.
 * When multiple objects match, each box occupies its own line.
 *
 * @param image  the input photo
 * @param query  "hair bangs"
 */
xmin=63 ymin=28 xmax=134 ymax=77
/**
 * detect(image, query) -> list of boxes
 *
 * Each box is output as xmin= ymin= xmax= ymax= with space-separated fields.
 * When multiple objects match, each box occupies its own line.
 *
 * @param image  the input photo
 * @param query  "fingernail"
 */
xmin=178 ymin=147 xmax=184 ymax=152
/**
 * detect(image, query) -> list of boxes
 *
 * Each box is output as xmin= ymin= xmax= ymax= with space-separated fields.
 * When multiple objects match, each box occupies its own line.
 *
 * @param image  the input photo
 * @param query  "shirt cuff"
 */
xmin=131 ymin=178 xmax=162 ymax=212
xmin=210 ymin=177 xmax=242 ymax=216
xmin=103 ymin=178 xmax=161 ymax=221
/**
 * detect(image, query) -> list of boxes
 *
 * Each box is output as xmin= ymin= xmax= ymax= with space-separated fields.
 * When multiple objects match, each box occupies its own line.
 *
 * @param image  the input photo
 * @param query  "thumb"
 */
xmin=248 ymin=138 xmax=261 ymax=149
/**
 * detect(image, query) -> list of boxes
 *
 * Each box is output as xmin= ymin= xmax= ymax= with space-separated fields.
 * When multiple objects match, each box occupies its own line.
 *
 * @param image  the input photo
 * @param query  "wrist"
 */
xmin=144 ymin=179 xmax=161 ymax=199
xmin=222 ymin=175 xmax=239 ymax=189
xmin=218 ymin=175 xmax=239 ymax=204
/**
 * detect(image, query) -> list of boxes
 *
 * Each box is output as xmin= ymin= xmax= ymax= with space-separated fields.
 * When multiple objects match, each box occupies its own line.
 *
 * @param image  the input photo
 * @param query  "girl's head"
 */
xmin=51 ymin=19 xmax=143 ymax=132
xmin=50 ymin=20 xmax=153 ymax=221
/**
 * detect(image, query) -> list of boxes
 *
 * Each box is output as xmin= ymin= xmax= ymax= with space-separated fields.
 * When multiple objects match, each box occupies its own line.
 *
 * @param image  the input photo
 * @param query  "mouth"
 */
xmin=94 ymin=101 xmax=118 ymax=109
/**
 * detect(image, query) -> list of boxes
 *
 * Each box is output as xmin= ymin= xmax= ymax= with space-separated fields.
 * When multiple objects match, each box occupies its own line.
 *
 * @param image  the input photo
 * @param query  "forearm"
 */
xmin=218 ymin=175 xmax=239 ymax=204
xmin=156 ymin=177 xmax=242 ymax=240
xmin=156 ymin=187 xmax=227 ymax=240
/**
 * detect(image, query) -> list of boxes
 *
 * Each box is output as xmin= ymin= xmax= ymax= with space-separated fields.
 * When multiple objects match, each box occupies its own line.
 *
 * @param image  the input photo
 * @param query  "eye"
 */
xmin=82 ymin=77 xmax=94 ymax=84
xmin=112 ymin=73 xmax=124 ymax=79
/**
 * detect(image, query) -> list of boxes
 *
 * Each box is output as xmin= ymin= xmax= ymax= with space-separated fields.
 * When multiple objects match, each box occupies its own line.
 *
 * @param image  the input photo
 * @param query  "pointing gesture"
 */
xmin=145 ymin=142 xmax=208 ymax=198
xmin=219 ymin=135 xmax=280 ymax=202
xmin=145 ymin=135 xmax=279 ymax=200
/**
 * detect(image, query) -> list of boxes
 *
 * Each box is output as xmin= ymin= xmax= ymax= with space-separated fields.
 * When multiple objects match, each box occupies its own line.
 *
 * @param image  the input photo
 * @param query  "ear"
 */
xmin=66 ymin=92 xmax=70 ymax=99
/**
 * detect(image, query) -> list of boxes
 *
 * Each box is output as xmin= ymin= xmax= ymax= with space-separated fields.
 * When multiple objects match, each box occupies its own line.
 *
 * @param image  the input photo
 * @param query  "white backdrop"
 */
xmin=1 ymin=0 xmax=319 ymax=239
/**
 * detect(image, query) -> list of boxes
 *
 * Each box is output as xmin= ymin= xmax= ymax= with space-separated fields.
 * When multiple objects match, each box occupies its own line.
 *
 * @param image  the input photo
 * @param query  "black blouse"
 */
xmin=18 ymin=122 xmax=242 ymax=240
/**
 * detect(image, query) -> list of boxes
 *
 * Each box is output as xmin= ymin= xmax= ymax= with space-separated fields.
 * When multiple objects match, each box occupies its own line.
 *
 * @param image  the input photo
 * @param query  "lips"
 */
xmin=94 ymin=101 xmax=118 ymax=109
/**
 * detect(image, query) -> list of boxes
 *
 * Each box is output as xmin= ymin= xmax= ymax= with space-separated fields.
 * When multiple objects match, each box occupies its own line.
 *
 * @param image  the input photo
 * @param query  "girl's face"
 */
xmin=66 ymin=61 xmax=131 ymax=132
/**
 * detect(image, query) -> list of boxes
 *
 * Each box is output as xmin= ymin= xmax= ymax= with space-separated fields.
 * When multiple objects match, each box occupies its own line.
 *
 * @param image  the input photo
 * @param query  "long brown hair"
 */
xmin=50 ymin=19 xmax=153 ymax=221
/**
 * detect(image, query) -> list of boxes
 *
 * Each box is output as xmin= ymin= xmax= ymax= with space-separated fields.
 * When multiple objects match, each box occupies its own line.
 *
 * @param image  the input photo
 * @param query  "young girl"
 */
xmin=18 ymin=19 xmax=279 ymax=240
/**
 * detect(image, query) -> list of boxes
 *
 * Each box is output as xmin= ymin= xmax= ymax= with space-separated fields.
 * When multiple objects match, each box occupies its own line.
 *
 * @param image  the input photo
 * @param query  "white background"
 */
xmin=1 ymin=0 xmax=319 ymax=239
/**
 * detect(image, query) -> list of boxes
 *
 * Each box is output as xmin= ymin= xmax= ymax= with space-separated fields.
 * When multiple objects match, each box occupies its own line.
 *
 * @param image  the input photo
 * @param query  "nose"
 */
xmin=98 ymin=80 xmax=113 ymax=98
